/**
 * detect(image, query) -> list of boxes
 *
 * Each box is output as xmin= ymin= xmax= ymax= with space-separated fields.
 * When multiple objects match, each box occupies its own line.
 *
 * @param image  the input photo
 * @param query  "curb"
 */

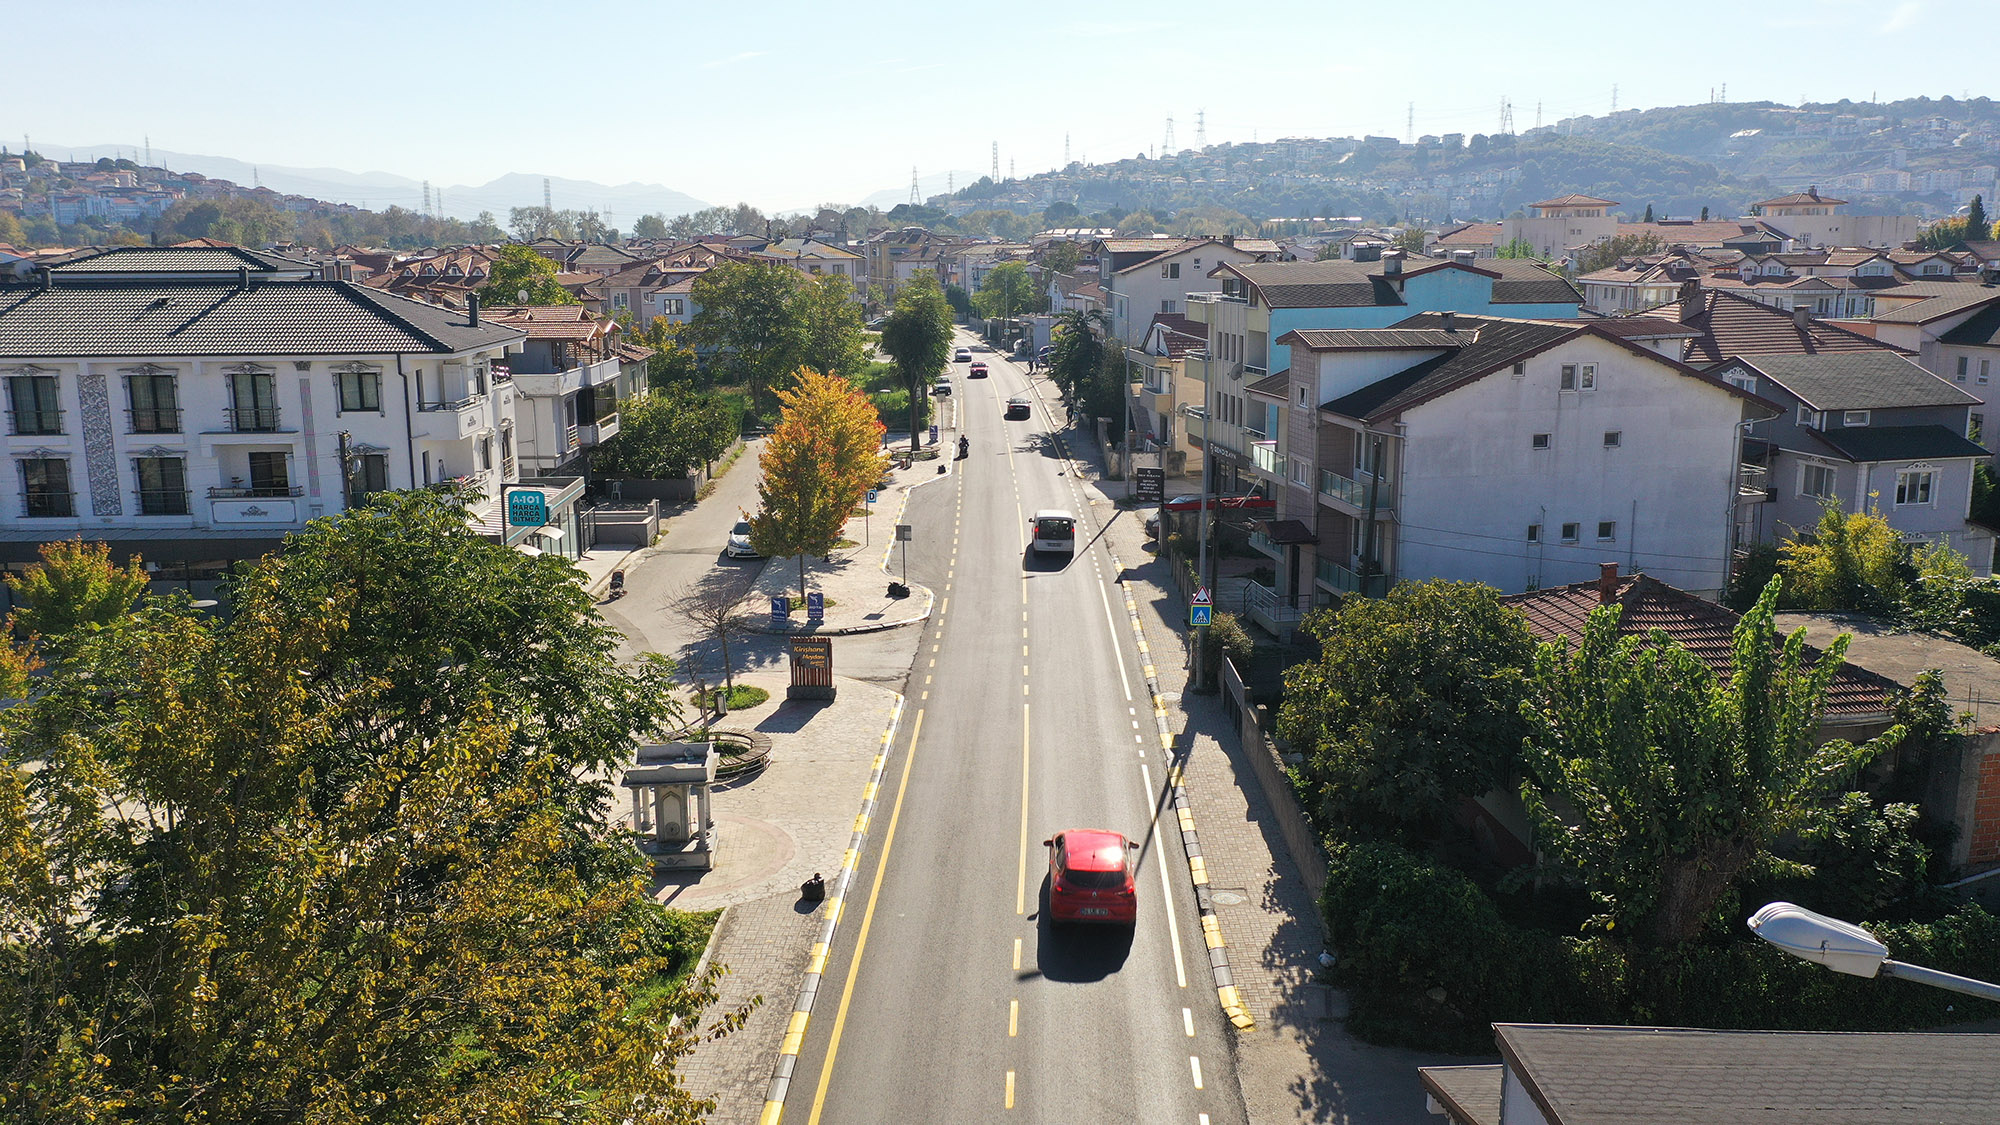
xmin=758 ymin=692 xmax=907 ymax=1125
xmin=1053 ymin=424 xmax=1257 ymax=1034
xmin=743 ymin=465 xmax=948 ymax=639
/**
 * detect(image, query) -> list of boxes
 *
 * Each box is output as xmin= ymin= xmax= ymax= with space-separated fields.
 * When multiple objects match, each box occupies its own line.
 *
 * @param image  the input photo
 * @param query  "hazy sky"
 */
xmin=3 ymin=0 xmax=1967 ymax=213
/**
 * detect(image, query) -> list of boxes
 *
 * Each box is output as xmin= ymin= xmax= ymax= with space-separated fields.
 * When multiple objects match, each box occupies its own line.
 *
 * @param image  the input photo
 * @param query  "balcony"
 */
xmin=9 ymin=410 xmax=63 ymax=436
xmin=225 ymin=406 xmax=282 ymax=433
xmin=210 ymin=490 xmax=302 ymax=524
xmin=1185 ymin=291 xmax=1248 ymax=305
xmin=581 ymin=356 xmax=621 ymax=386
xmin=1315 ymin=556 xmax=1362 ymax=593
xmin=1243 ymin=364 xmax=1268 ymax=378
xmin=579 ymin=412 xmax=620 ymax=446
xmin=1251 ymin=440 xmax=1278 ymax=476
xmin=207 ymin=484 xmax=303 ymax=499
xmin=411 ymin=393 xmax=491 ymax=442
xmin=134 ymin=488 xmax=191 ymax=517
xmin=127 ymin=407 xmax=182 ymax=434
xmin=20 ymin=490 xmax=75 ymax=518
xmin=1319 ymin=468 xmax=1394 ymax=512
xmin=1739 ymin=463 xmax=1773 ymax=503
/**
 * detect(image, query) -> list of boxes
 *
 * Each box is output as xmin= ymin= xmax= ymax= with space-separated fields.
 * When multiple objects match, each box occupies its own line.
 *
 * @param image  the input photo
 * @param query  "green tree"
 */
xmin=793 ymin=273 xmax=869 ymax=379
xmin=1496 ymin=236 xmax=1541 ymax=260
xmin=1520 ymin=578 xmax=1904 ymax=947
xmin=593 ymin=385 xmax=740 ymax=480
xmin=633 ymin=213 xmax=668 ymax=239
xmin=479 ymin=243 xmax=578 ymax=306
xmin=1779 ymin=499 xmax=1908 ymax=612
xmin=1391 ymin=227 xmax=1428 ymax=254
xmin=972 ymin=261 xmax=1038 ymax=330
xmin=1574 ymin=232 xmax=1664 ymax=273
xmin=682 ymin=261 xmax=807 ymax=417
xmin=1919 ymin=217 xmax=1971 ymax=252
xmin=636 ymin=317 xmax=702 ymax=388
xmin=1047 ymin=309 xmax=1110 ymax=422
xmin=1041 ymin=240 xmax=1084 ymax=275
xmin=876 ymin=273 xmax=955 ymax=454
xmin=1642 ymin=203 xmax=1656 ymax=222
xmin=0 ymin=209 xmax=25 ymax=246
xmin=4 ymin=537 xmax=149 ymax=641
xmin=749 ymin=369 xmax=888 ymax=601
xmin=0 ymin=494 xmax=740 ymax=1123
xmin=1968 ymin=195 xmax=1988 ymax=242
xmin=1278 ymin=580 xmax=1537 ymax=844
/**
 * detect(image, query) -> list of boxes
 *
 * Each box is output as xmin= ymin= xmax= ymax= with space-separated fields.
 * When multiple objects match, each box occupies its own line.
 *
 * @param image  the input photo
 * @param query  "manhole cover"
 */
xmin=1211 ymin=890 xmax=1248 ymax=906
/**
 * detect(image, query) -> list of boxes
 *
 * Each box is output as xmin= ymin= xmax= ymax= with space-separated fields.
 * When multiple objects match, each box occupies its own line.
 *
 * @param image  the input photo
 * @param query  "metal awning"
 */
xmin=533 ymin=526 xmax=565 ymax=542
xmin=1259 ymin=518 xmax=1318 ymax=545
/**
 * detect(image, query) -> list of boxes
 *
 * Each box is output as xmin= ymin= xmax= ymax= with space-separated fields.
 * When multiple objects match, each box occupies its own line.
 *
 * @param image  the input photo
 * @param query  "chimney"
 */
xmin=1598 ymin=562 xmax=1621 ymax=604
xmin=468 ymin=292 xmax=480 ymax=328
xmin=1439 ymin=310 xmax=1456 ymax=332
xmin=237 ymin=265 xmax=250 ymax=291
xmin=1451 ymin=249 xmax=1477 ymax=266
xmin=1793 ymin=305 xmax=1810 ymax=330
xmin=1381 ymin=249 xmax=1404 ymax=276
xmin=1678 ymin=277 xmax=1703 ymax=322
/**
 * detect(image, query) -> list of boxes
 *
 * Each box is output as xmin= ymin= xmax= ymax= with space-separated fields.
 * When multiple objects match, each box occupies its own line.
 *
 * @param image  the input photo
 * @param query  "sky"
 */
xmin=2 ymin=0 xmax=1970 ymax=217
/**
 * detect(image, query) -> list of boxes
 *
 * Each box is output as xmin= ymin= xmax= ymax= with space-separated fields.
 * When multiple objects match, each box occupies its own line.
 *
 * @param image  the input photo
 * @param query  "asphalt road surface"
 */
xmin=789 ymin=335 xmax=1248 ymax=1124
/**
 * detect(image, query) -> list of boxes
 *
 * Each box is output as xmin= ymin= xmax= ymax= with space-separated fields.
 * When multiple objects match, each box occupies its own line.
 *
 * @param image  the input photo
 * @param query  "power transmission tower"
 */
xmin=909 ymin=166 xmax=920 ymax=205
xmin=1196 ymin=109 xmax=1206 ymax=148
xmin=1536 ymin=101 xmax=1543 ymax=129
xmin=422 ymin=180 xmax=431 ymax=217
xmin=144 ymin=134 xmax=151 ymax=166
xmin=1064 ymin=133 xmax=1071 ymax=167
xmin=1499 ymin=98 xmax=1514 ymax=135
xmin=1407 ymin=102 xmax=1414 ymax=142
xmin=1722 ymin=83 xmax=1728 ymax=102
xmin=253 ymin=166 xmax=260 ymax=188
xmin=991 ymin=142 xmax=998 ymax=182
xmin=543 ymin=177 xmax=552 ymax=212
xmin=1009 ymin=158 xmax=1015 ymax=180
xmin=1164 ymin=116 xmax=1176 ymax=154
xmin=1611 ymin=84 xmax=1618 ymax=113
xmin=947 ymin=171 xmax=954 ymax=194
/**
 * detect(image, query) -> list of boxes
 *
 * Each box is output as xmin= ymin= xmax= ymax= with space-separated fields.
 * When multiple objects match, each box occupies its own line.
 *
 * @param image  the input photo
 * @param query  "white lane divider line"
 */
xmin=1183 ymin=1008 xmax=1195 ymax=1037
xmin=1190 ymin=1056 xmax=1204 ymax=1090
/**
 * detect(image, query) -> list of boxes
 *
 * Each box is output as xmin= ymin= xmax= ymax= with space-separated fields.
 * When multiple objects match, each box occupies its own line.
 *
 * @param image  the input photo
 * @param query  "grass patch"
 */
xmin=698 ymin=684 xmax=770 ymax=711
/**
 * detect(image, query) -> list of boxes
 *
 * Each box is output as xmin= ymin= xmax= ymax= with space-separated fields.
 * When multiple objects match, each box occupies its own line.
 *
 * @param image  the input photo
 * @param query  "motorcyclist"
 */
xmin=957 ymin=434 xmax=969 ymax=459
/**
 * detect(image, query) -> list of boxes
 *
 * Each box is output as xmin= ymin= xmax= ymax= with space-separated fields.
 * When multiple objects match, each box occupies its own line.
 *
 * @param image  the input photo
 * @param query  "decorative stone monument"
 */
xmin=621 ymin=741 xmax=718 ymax=870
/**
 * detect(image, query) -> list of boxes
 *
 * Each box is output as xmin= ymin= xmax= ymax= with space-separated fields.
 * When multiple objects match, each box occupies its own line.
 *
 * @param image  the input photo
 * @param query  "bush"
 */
xmin=869 ymin=388 xmax=910 ymax=428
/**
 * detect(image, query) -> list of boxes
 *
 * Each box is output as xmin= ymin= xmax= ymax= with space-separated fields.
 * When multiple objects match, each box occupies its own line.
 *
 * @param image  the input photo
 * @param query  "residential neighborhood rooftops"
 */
xmin=1938 ymin=301 xmax=2000 ymax=347
xmin=480 ymin=304 xmax=613 ymax=341
xmin=1663 ymin=286 xmax=1907 ymax=363
xmin=1214 ymin=256 xmax=1581 ymax=309
xmin=1737 ymin=352 xmax=1979 ymax=410
xmin=1867 ymin=285 xmax=2000 ymax=325
xmin=49 ymin=245 xmax=317 ymax=274
xmin=1808 ymin=423 xmax=1990 ymax=463
xmin=1756 ymin=186 xmax=1848 ymax=208
xmin=1530 ymin=193 xmax=1619 ymax=208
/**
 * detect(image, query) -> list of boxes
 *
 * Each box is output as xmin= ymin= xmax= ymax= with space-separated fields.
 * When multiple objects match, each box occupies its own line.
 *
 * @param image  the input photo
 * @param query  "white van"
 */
xmin=1030 ymin=509 xmax=1077 ymax=554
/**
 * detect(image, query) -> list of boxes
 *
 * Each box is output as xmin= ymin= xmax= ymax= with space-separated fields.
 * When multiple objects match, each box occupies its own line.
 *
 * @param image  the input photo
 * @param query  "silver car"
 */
xmin=726 ymin=519 xmax=761 ymax=558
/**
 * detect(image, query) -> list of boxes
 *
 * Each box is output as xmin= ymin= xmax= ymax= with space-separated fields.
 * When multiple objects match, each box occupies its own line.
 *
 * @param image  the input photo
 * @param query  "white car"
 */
xmin=726 ymin=519 xmax=761 ymax=559
xmin=954 ymin=347 xmax=972 ymax=362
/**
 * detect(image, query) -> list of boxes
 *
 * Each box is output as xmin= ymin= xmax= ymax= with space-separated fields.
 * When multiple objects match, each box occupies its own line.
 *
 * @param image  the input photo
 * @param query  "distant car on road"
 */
xmin=726 ymin=519 xmax=761 ymax=559
xmin=1004 ymin=396 xmax=1031 ymax=420
xmin=933 ymin=379 xmax=953 ymax=396
xmin=954 ymin=347 xmax=972 ymax=362
xmin=969 ymin=361 xmax=989 ymax=378
xmin=1029 ymin=509 xmax=1076 ymax=554
xmin=1045 ymin=829 xmax=1137 ymax=926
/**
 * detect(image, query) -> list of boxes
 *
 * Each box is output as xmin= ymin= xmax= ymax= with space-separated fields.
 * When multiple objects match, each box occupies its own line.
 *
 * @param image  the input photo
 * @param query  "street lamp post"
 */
xmin=1749 ymin=901 xmax=2000 ymax=1003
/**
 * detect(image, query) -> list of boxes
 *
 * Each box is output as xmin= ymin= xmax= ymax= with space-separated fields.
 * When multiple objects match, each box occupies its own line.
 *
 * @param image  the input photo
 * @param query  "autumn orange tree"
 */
xmin=749 ymin=367 xmax=888 ymax=602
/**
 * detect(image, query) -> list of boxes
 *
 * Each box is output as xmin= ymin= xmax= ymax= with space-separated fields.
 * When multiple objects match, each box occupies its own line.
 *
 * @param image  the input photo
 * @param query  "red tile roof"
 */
xmin=1656 ymin=286 xmax=1909 ymax=364
xmin=1504 ymin=572 xmax=1899 ymax=720
xmin=1530 ymin=193 xmax=1618 ymax=208
xmin=1756 ymin=187 xmax=1847 ymax=208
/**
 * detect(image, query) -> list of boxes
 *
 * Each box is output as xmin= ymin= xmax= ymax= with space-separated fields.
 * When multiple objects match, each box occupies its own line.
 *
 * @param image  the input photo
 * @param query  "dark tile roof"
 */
xmin=1869 ymin=286 xmax=2000 ymax=325
xmin=50 ymin=245 xmax=316 ymax=273
xmin=1503 ymin=575 xmax=1900 ymax=719
xmin=1282 ymin=328 xmax=1462 ymax=350
xmin=1493 ymin=1023 xmax=2000 ymax=1124
xmin=1737 ymin=353 xmax=1978 ymax=410
xmin=1664 ymin=288 xmax=1909 ymax=363
xmin=1530 ymin=193 xmax=1618 ymax=208
xmin=1807 ymin=423 xmax=1989 ymax=463
xmin=1756 ymin=187 xmax=1847 ymax=207
xmin=1417 ymin=1065 xmax=1501 ymax=1125
xmin=1222 ymin=256 xmax=1579 ymax=310
xmin=1245 ymin=371 xmax=1290 ymax=398
xmin=1319 ymin=317 xmax=1578 ymax=420
xmin=1937 ymin=301 xmax=2000 ymax=346
xmin=0 ymin=279 xmax=522 ymax=357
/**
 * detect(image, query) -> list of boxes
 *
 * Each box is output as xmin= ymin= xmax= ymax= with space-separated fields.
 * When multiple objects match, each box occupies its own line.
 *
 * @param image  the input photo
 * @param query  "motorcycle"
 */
xmin=608 ymin=569 xmax=627 ymax=600
xmin=957 ymin=435 xmax=970 ymax=460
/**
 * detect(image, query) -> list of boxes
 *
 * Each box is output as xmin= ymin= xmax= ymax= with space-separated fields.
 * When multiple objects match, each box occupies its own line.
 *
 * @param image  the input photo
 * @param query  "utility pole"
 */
xmin=543 ymin=177 xmax=552 ymax=213
xmin=1195 ymin=109 xmax=1206 ymax=148
xmin=1407 ymin=102 xmax=1414 ymax=143
xmin=909 ymin=166 xmax=920 ymax=205
xmin=991 ymin=142 xmax=998 ymax=182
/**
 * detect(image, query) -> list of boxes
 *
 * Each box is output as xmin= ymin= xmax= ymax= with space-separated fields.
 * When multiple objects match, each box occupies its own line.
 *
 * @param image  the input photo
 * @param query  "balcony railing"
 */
xmin=501 ymin=456 xmax=517 ymax=480
xmin=9 ymin=410 xmax=63 ymax=436
xmin=127 ymin=407 xmax=182 ymax=434
xmin=1251 ymin=440 xmax=1278 ymax=475
xmin=564 ymin=424 xmax=581 ymax=450
xmin=1320 ymin=468 xmax=1394 ymax=510
xmin=135 ymin=488 xmax=191 ymax=516
xmin=1739 ymin=463 xmax=1772 ymax=502
xmin=1315 ymin=556 xmax=1362 ymax=593
xmin=207 ymin=484 xmax=303 ymax=498
xmin=417 ymin=393 xmax=487 ymax=413
xmin=1185 ymin=291 xmax=1248 ymax=305
xmin=225 ymin=406 xmax=281 ymax=432
xmin=1243 ymin=364 xmax=1267 ymax=378
xmin=20 ymin=490 xmax=75 ymax=518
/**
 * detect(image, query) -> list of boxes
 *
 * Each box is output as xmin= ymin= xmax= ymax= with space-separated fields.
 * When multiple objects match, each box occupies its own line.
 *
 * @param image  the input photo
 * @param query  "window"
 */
xmin=1511 ymin=362 xmax=1526 ymax=376
xmin=1895 ymin=469 xmax=1935 ymax=506
xmin=1162 ymin=262 xmax=1180 ymax=279
xmin=1798 ymin=405 xmax=1823 ymax=430
xmin=1560 ymin=522 xmax=1580 ymax=542
xmin=134 ymin=456 xmax=189 ymax=515
xmin=1982 ymin=359 xmax=1990 ymax=386
xmin=1603 ymin=430 xmax=1622 ymax=447
xmin=1531 ymin=432 xmax=1551 ymax=450
xmin=336 ymin=368 xmax=381 ymax=413
xmin=1526 ymin=523 xmax=1541 ymax=542
xmin=1839 ymin=410 xmax=1871 ymax=427
xmin=8 ymin=374 xmax=61 ymax=435
xmin=228 ymin=369 xmax=279 ymax=432
xmin=18 ymin=458 xmax=72 ymax=518
xmin=1298 ymin=386 xmax=1307 ymax=406
xmin=1597 ymin=520 xmax=1616 ymax=541
xmin=351 ymin=453 xmax=388 ymax=500
xmin=1161 ymin=300 xmax=1175 ymax=313
xmin=612 ymin=292 xmax=628 ymax=308
xmin=1579 ymin=364 xmax=1596 ymax=390
xmin=126 ymin=370 xmax=180 ymax=433
xmin=1801 ymin=463 xmax=1836 ymax=498
xmin=1972 ymin=413 xmax=1985 ymax=445
xmin=1560 ymin=364 xmax=1576 ymax=390
xmin=1724 ymin=370 xmax=1756 ymax=393
xmin=246 ymin=451 xmax=289 ymax=495
xmin=662 ymin=298 xmax=684 ymax=316
xmin=1958 ymin=356 xmax=1969 ymax=381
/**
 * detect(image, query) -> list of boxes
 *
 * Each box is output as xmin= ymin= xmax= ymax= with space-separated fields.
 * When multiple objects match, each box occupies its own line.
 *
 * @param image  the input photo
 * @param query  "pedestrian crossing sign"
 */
xmin=1190 ymin=605 xmax=1213 ymax=627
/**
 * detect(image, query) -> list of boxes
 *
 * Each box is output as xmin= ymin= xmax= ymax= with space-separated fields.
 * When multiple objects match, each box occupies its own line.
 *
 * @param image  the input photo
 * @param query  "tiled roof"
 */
xmin=1737 ymin=353 xmax=1978 ymax=411
xmin=1418 ymin=1066 xmax=1501 ymax=1125
xmin=1807 ymin=423 xmax=1989 ymax=463
xmin=1503 ymin=574 xmax=1899 ymax=719
xmin=1245 ymin=371 xmax=1290 ymax=398
xmin=1938 ymin=302 xmax=2000 ymax=347
xmin=480 ymin=304 xmax=611 ymax=341
xmin=1756 ymin=187 xmax=1847 ymax=207
xmin=1665 ymin=288 xmax=1907 ymax=363
xmin=1550 ymin=316 xmax=1696 ymax=341
xmin=1869 ymin=286 xmax=2000 ymax=325
xmin=1491 ymin=1023 xmax=1999 ymax=1123
xmin=1431 ymin=222 xmax=1502 ymax=247
xmin=51 ymin=245 xmax=315 ymax=273
xmin=0 ymin=279 xmax=522 ymax=357
xmin=1220 ymin=256 xmax=1579 ymax=309
xmin=1620 ymin=220 xmax=1778 ymax=246
xmin=1530 ymin=193 xmax=1618 ymax=208
xmin=1318 ymin=317 xmax=1576 ymax=420
xmin=1283 ymin=329 xmax=1463 ymax=350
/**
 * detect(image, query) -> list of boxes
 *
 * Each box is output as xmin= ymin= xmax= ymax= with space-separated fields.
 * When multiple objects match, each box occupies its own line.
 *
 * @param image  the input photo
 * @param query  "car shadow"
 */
xmin=1021 ymin=547 xmax=1073 ymax=574
xmin=1031 ymin=875 xmax=1134 ymax=983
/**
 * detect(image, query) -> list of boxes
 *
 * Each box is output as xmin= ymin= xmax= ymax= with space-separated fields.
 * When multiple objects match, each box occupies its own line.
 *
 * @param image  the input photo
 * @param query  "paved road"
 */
xmin=787 ymin=335 xmax=1248 ymax=1123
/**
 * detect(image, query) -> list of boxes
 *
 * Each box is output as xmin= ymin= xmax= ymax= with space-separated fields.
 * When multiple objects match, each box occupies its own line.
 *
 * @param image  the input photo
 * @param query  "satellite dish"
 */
xmin=10 ymin=260 xmax=33 ymax=280
xmin=518 ymin=288 xmax=529 ymax=303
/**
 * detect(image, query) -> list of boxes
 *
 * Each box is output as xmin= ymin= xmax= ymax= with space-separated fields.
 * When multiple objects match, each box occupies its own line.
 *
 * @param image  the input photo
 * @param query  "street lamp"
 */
xmin=1748 ymin=901 xmax=2000 ymax=1003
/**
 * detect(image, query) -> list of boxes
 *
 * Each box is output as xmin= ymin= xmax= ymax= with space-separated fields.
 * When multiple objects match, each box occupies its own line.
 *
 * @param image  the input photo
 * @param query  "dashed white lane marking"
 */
xmin=1190 ymin=1056 xmax=1204 ymax=1090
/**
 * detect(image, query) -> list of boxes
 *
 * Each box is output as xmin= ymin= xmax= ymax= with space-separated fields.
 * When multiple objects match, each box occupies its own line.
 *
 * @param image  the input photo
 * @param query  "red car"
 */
xmin=969 ymin=361 xmax=989 ymax=378
xmin=1045 ymin=829 xmax=1137 ymax=925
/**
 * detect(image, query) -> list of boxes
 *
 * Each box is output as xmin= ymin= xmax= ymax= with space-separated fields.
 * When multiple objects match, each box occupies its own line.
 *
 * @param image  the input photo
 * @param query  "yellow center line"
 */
xmin=1008 ymin=998 xmax=1019 ymax=1037
xmin=1005 ymin=1070 xmax=1016 ymax=1110
xmin=806 ymin=708 xmax=927 ymax=1124
xmin=1012 ymin=937 xmax=1022 ymax=971
xmin=1016 ymin=702 xmax=1032 ymax=915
